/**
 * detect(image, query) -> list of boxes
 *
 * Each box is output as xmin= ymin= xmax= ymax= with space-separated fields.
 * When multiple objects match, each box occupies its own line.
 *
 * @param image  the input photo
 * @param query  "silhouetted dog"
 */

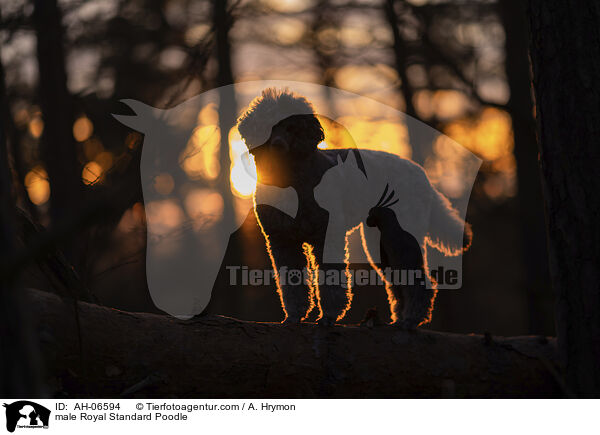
xmin=239 ymin=88 xmax=470 ymax=325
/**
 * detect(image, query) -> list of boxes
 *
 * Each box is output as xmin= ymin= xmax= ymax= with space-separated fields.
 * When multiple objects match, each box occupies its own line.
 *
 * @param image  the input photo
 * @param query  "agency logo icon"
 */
xmin=3 ymin=401 xmax=50 ymax=433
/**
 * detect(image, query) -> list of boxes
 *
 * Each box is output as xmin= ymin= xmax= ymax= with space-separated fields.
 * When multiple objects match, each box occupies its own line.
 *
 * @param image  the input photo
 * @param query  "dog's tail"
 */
xmin=426 ymin=187 xmax=472 ymax=256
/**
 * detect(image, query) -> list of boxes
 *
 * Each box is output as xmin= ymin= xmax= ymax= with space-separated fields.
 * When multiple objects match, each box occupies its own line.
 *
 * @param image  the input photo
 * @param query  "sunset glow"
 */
xmin=229 ymin=128 xmax=257 ymax=198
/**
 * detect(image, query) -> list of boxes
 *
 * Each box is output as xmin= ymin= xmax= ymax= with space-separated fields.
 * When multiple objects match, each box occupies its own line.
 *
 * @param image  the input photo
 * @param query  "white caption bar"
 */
xmin=0 ymin=399 xmax=597 ymax=435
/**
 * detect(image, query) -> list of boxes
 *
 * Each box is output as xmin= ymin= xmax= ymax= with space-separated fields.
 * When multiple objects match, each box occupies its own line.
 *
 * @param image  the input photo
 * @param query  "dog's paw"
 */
xmin=317 ymin=317 xmax=336 ymax=327
xmin=395 ymin=319 xmax=419 ymax=331
xmin=282 ymin=316 xmax=302 ymax=325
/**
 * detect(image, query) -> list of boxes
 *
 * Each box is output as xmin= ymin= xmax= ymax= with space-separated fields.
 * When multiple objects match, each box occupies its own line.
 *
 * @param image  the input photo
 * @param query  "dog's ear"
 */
xmin=270 ymin=134 xmax=291 ymax=153
xmin=269 ymin=114 xmax=323 ymax=157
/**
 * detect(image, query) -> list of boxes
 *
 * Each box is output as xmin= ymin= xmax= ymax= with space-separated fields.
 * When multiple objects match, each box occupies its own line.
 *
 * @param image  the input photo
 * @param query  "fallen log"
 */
xmin=27 ymin=288 xmax=563 ymax=398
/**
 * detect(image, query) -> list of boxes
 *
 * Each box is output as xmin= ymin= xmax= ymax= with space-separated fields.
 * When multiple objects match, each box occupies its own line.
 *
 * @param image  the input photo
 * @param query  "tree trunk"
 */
xmin=0 ymin=34 xmax=43 ymax=396
xmin=25 ymin=288 xmax=563 ymax=398
xmin=528 ymin=0 xmax=600 ymax=396
xmin=213 ymin=0 xmax=242 ymax=314
xmin=33 ymin=0 xmax=82 ymax=254
xmin=384 ymin=0 xmax=417 ymax=121
xmin=213 ymin=0 xmax=237 ymax=225
xmin=498 ymin=0 xmax=551 ymax=335
xmin=311 ymin=0 xmax=340 ymax=117
xmin=384 ymin=0 xmax=427 ymax=166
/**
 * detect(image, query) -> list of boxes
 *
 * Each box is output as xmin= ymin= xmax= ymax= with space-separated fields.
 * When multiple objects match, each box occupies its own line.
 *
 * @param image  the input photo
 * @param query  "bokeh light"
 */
xmin=184 ymin=188 xmax=224 ymax=230
xmin=28 ymin=116 xmax=44 ymax=138
xmin=180 ymin=125 xmax=220 ymax=181
xmin=154 ymin=173 xmax=175 ymax=196
xmin=73 ymin=116 xmax=94 ymax=142
xmin=145 ymin=199 xmax=185 ymax=236
xmin=24 ymin=166 xmax=50 ymax=205
xmin=82 ymin=161 xmax=103 ymax=185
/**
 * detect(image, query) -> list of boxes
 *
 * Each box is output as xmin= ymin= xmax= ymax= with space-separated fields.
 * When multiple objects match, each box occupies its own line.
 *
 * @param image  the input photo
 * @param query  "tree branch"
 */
xmin=26 ymin=288 xmax=564 ymax=398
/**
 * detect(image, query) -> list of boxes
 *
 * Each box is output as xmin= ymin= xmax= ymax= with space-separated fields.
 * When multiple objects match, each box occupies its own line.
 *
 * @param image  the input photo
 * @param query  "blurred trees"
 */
xmin=0 ymin=0 xmax=553 ymax=335
xmin=0 ymin=21 xmax=42 ymax=396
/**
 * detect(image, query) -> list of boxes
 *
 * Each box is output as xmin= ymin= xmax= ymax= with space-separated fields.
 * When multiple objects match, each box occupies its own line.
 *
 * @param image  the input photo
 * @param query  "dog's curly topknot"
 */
xmin=237 ymin=88 xmax=323 ymax=151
